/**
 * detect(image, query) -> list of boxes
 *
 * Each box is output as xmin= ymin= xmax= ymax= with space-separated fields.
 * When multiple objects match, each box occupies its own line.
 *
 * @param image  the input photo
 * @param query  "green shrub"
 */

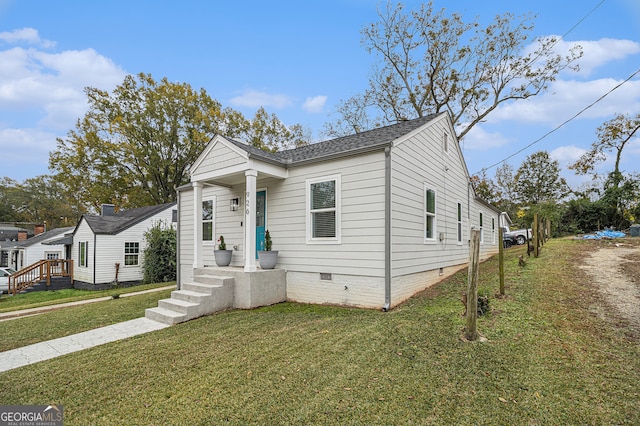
xmin=142 ymin=222 xmax=176 ymax=283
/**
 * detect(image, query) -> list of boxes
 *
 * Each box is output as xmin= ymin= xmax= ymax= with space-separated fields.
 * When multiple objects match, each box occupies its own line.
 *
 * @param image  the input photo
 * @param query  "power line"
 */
xmin=477 ymin=66 xmax=640 ymax=174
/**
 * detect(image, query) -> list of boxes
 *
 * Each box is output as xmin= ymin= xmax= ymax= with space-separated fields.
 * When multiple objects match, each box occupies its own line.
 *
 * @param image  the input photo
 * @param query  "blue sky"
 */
xmin=1 ymin=0 xmax=639 ymax=190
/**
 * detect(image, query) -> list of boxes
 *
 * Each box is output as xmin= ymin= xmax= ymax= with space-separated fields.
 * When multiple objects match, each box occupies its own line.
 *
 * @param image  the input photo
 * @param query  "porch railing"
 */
xmin=8 ymin=259 xmax=74 ymax=295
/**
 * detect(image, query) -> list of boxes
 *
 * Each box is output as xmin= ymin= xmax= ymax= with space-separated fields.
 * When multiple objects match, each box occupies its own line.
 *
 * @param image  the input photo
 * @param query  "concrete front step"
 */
xmin=182 ymin=281 xmax=225 ymax=295
xmin=158 ymin=298 xmax=199 ymax=315
xmin=145 ymin=274 xmax=235 ymax=325
xmin=145 ymin=307 xmax=187 ymax=325
xmin=171 ymin=289 xmax=211 ymax=304
xmin=194 ymin=274 xmax=235 ymax=286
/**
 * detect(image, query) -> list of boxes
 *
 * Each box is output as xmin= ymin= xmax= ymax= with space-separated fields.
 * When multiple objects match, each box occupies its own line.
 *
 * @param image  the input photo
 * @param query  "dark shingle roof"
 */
xmin=18 ymin=227 xmax=74 ymax=248
xmin=224 ymin=114 xmax=440 ymax=166
xmin=80 ymin=202 xmax=176 ymax=235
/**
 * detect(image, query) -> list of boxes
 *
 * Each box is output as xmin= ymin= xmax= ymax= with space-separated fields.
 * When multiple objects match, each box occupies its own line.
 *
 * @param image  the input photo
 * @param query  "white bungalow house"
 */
xmin=72 ymin=203 xmax=176 ymax=289
xmin=147 ymin=113 xmax=500 ymax=324
xmin=10 ymin=226 xmax=74 ymax=270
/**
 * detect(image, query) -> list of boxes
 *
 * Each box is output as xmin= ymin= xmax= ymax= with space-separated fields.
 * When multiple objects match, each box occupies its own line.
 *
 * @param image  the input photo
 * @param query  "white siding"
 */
xmin=72 ymin=219 xmax=95 ymax=284
xmin=74 ymin=207 xmax=175 ymax=285
xmin=196 ymin=143 xmax=247 ymax=176
xmin=252 ymin=151 xmax=386 ymax=277
xmin=390 ymin=113 xmax=499 ymax=280
xmin=179 ymin=189 xmax=194 ymax=284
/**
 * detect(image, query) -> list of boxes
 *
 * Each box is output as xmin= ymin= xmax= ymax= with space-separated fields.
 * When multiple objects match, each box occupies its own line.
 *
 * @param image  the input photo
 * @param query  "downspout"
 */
xmin=383 ymin=146 xmax=392 ymax=312
xmin=176 ymin=190 xmax=181 ymax=290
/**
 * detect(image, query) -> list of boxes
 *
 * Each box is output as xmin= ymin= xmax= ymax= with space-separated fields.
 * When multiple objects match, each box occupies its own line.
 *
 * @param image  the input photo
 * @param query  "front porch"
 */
xmin=146 ymin=267 xmax=286 ymax=325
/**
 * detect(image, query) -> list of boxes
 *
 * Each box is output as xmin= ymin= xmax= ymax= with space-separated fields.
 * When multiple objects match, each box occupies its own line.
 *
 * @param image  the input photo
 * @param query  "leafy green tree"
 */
xmin=325 ymin=1 xmax=581 ymax=139
xmin=50 ymin=73 xmax=308 ymax=213
xmin=470 ymin=171 xmax=499 ymax=204
xmin=570 ymin=113 xmax=640 ymax=225
xmin=142 ymin=222 xmax=177 ymax=284
xmin=0 ymin=176 xmax=82 ymax=228
xmin=514 ymin=151 xmax=569 ymax=205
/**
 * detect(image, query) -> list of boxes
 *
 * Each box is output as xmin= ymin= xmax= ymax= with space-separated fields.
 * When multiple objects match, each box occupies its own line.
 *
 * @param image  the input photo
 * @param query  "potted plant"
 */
xmin=214 ymin=236 xmax=232 ymax=267
xmin=258 ymin=230 xmax=278 ymax=269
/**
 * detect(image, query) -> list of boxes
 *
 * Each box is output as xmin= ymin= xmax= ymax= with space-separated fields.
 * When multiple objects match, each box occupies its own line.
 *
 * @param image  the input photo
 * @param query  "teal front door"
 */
xmin=255 ymin=191 xmax=266 ymax=258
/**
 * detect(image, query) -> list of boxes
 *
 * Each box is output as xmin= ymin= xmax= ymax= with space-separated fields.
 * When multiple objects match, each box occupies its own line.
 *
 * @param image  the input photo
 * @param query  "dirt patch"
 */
xmin=579 ymin=241 xmax=640 ymax=335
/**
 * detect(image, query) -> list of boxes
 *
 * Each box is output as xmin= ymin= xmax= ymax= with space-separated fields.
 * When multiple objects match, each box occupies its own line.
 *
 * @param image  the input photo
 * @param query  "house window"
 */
xmin=424 ymin=186 xmax=436 ymax=241
xmin=202 ymin=199 xmax=214 ymax=241
xmin=45 ymin=252 xmax=59 ymax=260
xmin=492 ymin=217 xmax=496 ymax=244
xmin=79 ymin=241 xmax=88 ymax=267
xmin=124 ymin=242 xmax=140 ymax=266
xmin=457 ymin=202 xmax=463 ymax=244
xmin=479 ymin=212 xmax=484 ymax=244
xmin=306 ymin=175 xmax=341 ymax=243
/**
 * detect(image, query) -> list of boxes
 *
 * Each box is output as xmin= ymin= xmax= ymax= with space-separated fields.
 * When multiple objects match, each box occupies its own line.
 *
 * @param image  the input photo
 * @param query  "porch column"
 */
xmin=244 ymin=170 xmax=258 ymax=272
xmin=193 ymin=181 xmax=203 ymax=269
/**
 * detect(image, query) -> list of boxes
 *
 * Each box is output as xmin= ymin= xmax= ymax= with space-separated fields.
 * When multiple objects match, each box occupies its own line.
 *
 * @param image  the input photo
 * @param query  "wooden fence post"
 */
xmin=499 ymin=227 xmax=505 ymax=296
xmin=466 ymin=229 xmax=480 ymax=341
xmin=533 ymin=214 xmax=539 ymax=258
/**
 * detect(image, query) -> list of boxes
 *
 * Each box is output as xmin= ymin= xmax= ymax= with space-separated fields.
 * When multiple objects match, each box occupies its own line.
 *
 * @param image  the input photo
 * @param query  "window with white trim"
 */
xmin=479 ymin=212 xmax=484 ymax=244
xmin=457 ymin=202 xmax=463 ymax=244
xmin=45 ymin=252 xmax=60 ymax=260
xmin=424 ymin=186 xmax=436 ymax=242
xmin=79 ymin=241 xmax=88 ymax=267
xmin=306 ymin=175 xmax=341 ymax=243
xmin=202 ymin=199 xmax=214 ymax=242
xmin=124 ymin=242 xmax=140 ymax=266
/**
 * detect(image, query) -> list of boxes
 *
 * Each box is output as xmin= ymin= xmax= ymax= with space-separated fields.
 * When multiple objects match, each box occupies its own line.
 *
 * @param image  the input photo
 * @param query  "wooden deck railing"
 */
xmin=8 ymin=259 xmax=74 ymax=295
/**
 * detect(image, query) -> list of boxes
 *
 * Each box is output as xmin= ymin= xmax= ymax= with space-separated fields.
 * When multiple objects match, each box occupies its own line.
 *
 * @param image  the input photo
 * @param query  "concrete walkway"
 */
xmin=0 ymin=285 xmax=175 ymax=373
xmin=0 ymin=318 xmax=169 ymax=373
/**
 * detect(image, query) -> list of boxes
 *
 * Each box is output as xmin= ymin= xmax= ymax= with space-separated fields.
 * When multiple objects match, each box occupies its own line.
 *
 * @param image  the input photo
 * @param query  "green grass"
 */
xmin=0 ymin=289 xmax=174 ymax=352
xmin=0 ymin=282 xmax=174 ymax=313
xmin=1 ymin=240 xmax=638 ymax=425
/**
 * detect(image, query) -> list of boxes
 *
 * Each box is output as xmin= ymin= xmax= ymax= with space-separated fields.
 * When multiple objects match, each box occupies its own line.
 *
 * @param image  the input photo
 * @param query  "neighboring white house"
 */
xmin=11 ymin=227 xmax=74 ymax=270
xmin=174 ymin=113 xmax=500 ymax=310
xmin=72 ymin=203 xmax=176 ymax=289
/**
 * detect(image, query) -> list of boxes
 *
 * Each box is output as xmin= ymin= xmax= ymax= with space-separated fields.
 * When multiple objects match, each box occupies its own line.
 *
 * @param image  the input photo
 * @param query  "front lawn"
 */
xmin=0 ymin=282 xmax=174 ymax=313
xmin=0 ymin=289 xmax=173 ymax=352
xmin=0 ymin=240 xmax=638 ymax=425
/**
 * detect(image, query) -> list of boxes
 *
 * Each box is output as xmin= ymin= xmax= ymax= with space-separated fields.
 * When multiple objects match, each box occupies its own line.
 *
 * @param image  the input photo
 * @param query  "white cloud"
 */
xmin=0 ymin=127 xmax=55 ymax=171
xmin=490 ymin=78 xmax=640 ymax=125
xmin=555 ymin=38 xmax=640 ymax=77
xmin=302 ymin=95 xmax=327 ymax=113
xmin=229 ymin=89 xmax=293 ymax=109
xmin=0 ymin=34 xmax=128 ymax=179
xmin=0 ymin=46 xmax=126 ymax=129
xmin=550 ymin=145 xmax=586 ymax=165
xmin=0 ymin=27 xmax=55 ymax=48
xmin=461 ymin=125 xmax=511 ymax=151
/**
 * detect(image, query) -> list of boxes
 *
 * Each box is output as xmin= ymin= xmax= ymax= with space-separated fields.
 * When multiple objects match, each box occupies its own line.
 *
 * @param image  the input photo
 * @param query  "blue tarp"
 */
xmin=582 ymin=230 xmax=626 ymax=239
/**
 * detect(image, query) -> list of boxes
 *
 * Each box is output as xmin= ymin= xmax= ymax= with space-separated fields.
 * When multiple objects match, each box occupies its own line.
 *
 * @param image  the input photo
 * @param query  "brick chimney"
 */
xmin=34 ymin=224 xmax=45 ymax=235
xmin=18 ymin=231 xmax=27 ymax=241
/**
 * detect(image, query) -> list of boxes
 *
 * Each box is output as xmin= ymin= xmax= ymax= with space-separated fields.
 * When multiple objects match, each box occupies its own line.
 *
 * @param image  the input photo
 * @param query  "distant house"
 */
xmin=158 ymin=113 xmax=499 ymax=321
xmin=72 ymin=203 xmax=177 ymax=289
xmin=11 ymin=227 xmax=74 ymax=270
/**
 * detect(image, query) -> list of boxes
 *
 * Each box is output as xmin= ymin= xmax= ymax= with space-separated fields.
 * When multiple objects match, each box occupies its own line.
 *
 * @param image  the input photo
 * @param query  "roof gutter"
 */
xmin=383 ymin=145 xmax=392 ymax=312
xmin=288 ymin=142 xmax=393 ymax=168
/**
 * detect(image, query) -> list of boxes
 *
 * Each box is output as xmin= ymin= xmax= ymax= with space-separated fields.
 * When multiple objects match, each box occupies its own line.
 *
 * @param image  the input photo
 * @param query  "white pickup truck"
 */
xmin=503 ymin=226 xmax=532 ymax=245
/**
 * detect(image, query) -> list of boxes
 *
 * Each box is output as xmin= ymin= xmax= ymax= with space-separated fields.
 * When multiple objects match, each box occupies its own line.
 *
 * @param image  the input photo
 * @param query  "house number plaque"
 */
xmin=246 ymin=192 xmax=250 ymax=215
